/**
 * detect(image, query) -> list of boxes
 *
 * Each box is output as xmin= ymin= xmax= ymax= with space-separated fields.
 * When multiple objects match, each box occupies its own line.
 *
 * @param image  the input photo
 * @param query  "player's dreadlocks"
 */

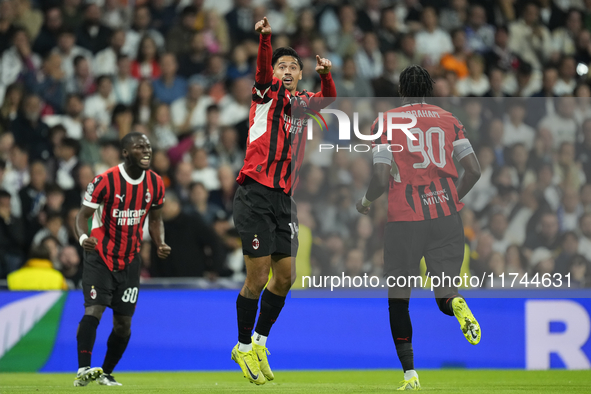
xmin=398 ymin=65 xmax=434 ymax=103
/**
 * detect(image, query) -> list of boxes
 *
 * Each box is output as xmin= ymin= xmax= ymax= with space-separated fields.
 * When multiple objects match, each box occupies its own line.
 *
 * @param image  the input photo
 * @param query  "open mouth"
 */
xmin=283 ymin=77 xmax=293 ymax=85
xmin=140 ymin=156 xmax=151 ymax=166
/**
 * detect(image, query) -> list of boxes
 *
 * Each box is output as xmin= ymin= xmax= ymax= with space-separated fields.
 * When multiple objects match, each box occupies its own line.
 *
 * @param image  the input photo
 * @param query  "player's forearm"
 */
xmin=255 ymin=34 xmax=273 ymax=85
xmin=319 ymin=73 xmax=336 ymax=98
xmin=149 ymin=219 xmax=165 ymax=247
xmin=456 ymin=172 xmax=480 ymax=201
xmin=75 ymin=212 xmax=91 ymax=238
xmin=365 ymin=174 xmax=388 ymax=202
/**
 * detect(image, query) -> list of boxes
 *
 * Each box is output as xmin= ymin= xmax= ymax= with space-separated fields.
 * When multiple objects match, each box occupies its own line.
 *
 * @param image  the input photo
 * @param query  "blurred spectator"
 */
xmin=377 ymin=7 xmax=402 ymax=53
xmin=440 ymin=0 xmax=468 ymax=32
xmin=33 ymin=7 xmax=63 ymax=57
xmin=13 ymin=0 xmax=43 ymax=45
xmin=151 ymin=149 xmax=172 ymax=188
xmin=486 ymin=252 xmax=506 ymax=288
xmin=131 ymin=78 xmax=157 ymax=125
xmin=151 ymin=190 xmax=224 ymax=277
xmin=59 ymin=244 xmax=82 ymax=288
xmin=489 ymin=211 xmax=510 ymax=253
xmin=0 ymin=188 xmax=25 ymax=277
xmin=124 ymin=5 xmax=165 ymax=57
xmin=569 ymin=254 xmax=591 ymax=288
xmin=0 ymin=28 xmax=41 ymax=87
xmin=152 ymin=53 xmax=187 ymax=104
xmin=79 ymin=118 xmax=101 ymax=166
xmin=371 ymin=51 xmax=398 ymax=97
xmin=508 ymin=2 xmax=552 ymax=71
xmin=524 ymin=211 xmax=561 ymax=254
xmin=335 ymin=56 xmax=373 ymax=98
xmin=334 ymin=4 xmax=361 ymax=58
xmin=106 ymin=103 xmax=133 ymax=141
xmin=225 ymin=0 xmax=256 ymax=46
xmin=554 ymin=142 xmax=586 ymax=192
xmin=226 ymin=44 xmax=252 ymax=81
xmin=101 ymin=0 xmax=131 ymax=31
xmin=0 ymin=0 xmax=18 ymax=55
xmin=506 ymin=184 xmax=539 ymax=245
xmin=84 ymin=75 xmax=116 ymax=131
xmin=456 ymin=54 xmax=490 ymax=96
xmin=7 ymin=243 xmax=67 ymax=290
xmin=191 ymin=148 xmax=219 ymax=190
xmin=149 ymin=0 xmax=177 ymax=35
xmin=132 ymin=35 xmax=161 ymax=80
xmin=53 ymin=28 xmax=93 ymax=81
xmin=32 ymin=210 xmax=68 ymax=247
xmin=416 ymin=7 xmax=453 ymax=65
xmin=218 ymin=78 xmax=251 ymax=126
xmin=178 ymin=32 xmax=209 ymax=79
xmin=555 ymin=231 xmax=580 ymax=275
xmin=505 ymin=244 xmax=527 ymax=276
xmin=44 ymin=94 xmax=84 ymax=140
xmin=578 ymin=213 xmax=591 ymax=261
xmin=112 ymin=55 xmax=138 ymax=105
xmin=213 ymin=127 xmax=245 ymax=172
xmin=95 ymin=140 xmax=120 ymax=175
xmin=171 ymin=77 xmax=212 ymax=133
xmin=539 ymin=97 xmax=578 ymax=148
xmin=210 ymin=165 xmax=237 ymax=215
xmin=76 ymin=3 xmax=112 ymax=55
xmin=464 ymin=4 xmax=495 ymax=54
xmin=173 ymin=161 xmax=193 ymax=205
xmin=186 ymin=181 xmax=224 ymax=225
xmin=61 ymin=0 xmax=83 ymax=31
xmin=508 ymin=143 xmax=536 ymax=190
xmin=529 ymin=246 xmax=555 ymax=276
xmin=0 ymin=82 xmax=24 ymax=135
xmin=484 ymin=25 xmax=518 ymax=73
xmin=354 ymin=32 xmax=383 ymax=79
xmin=440 ymin=28 xmax=469 ymax=79
xmin=19 ymin=160 xmax=47 ymax=243
xmin=152 ymin=103 xmax=177 ymax=150
xmin=552 ymin=9 xmax=582 ymax=57
xmin=11 ymin=94 xmax=51 ymax=161
xmin=93 ymin=29 xmax=127 ymax=76
xmin=24 ymin=52 xmax=67 ymax=113
xmin=64 ymin=55 xmax=95 ymax=96
xmin=166 ymin=6 xmax=197 ymax=56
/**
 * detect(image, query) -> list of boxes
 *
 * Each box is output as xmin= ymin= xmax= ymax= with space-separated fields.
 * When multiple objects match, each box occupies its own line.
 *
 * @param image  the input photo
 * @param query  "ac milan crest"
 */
xmin=90 ymin=287 xmax=97 ymax=300
xmin=252 ymin=236 xmax=260 ymax=250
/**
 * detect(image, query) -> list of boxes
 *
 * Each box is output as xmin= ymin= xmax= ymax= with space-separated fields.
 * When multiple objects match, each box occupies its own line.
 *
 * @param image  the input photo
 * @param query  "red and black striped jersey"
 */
xmin=236 ymin=33 xmax=337 ymax=195
xmin=372 ymin=103 xmax=467 ymax=222
xmin=82 ymin=164 xmax=165 ymax=271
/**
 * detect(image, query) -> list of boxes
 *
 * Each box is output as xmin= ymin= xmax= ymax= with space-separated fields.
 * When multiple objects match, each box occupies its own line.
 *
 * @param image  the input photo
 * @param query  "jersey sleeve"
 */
xmin=151 ymin=176 xmax=166 ymax=210
xmin=82 ymin=175 xmax=107 ymax=209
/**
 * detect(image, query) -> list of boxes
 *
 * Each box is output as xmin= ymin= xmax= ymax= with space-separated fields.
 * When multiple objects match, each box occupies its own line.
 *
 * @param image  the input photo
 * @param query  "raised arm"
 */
xmin=255 ymin=17 xmax=273 ymax=87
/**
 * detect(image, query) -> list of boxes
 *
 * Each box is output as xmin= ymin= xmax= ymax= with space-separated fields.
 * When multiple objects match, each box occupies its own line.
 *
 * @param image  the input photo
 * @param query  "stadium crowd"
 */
xmin=1 ymin=0 xmax=591 ymax=289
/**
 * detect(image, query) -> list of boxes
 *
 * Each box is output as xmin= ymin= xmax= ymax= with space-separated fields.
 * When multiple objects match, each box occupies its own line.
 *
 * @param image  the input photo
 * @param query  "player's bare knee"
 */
xmin=113 ymin=315 xmax=132 ymax=336
xmin=85 ymin=305 xmax=106 ymax=320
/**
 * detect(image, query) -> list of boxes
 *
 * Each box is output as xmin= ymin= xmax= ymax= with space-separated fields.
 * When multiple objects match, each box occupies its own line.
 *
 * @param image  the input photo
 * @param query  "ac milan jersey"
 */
xmin=372 ymin=103 xmax=467 ymax=222
xmin=82 ymin=164 xmax=165 ymax=271
xmin=236 ymin=33 xmax=337 ymax=195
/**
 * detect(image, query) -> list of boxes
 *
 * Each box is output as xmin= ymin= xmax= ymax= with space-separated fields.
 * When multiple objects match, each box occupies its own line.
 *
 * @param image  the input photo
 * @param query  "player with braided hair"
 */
xmin=356 ymin=65 xmax=482 ymax=390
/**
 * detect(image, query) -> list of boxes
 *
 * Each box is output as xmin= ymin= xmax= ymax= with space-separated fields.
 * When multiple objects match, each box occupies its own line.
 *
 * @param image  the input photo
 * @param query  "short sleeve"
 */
xmin=83 ymin=175 xmax=107 ymax=209
xmin=452 ymin=114 xmax=468 ymax=141
xmin=151 ymin=176 xmax=165 ymax=209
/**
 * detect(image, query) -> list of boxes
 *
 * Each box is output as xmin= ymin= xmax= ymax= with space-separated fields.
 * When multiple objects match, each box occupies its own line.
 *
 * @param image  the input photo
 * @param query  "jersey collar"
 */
xmin=119 ymin=163 xmax=145 ymax=185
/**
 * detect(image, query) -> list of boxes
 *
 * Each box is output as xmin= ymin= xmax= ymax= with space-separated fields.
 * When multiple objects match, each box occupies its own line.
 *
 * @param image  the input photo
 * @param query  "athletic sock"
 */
xmin=77 ymin=315 xmax=99 ymax=369
xmin=253 ymin=332 xmax=268 ymax=347
xmin=388 ymin=298 xmax=414 ymax=372
xmin=254 ymin=289 xmax=286 ymax=337
xmin=237 ymin=294 xmax=259 ymax=346
xmin=102 ymin=330 xmax=131 ymax=374
xmin=438 ymin=294 xmax=460 ymax=317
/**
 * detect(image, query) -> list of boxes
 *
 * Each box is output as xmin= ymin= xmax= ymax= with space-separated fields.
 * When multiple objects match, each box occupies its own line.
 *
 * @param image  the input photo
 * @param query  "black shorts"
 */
xmin=384 ymin=213 xmax=464 ymax=281
xmin=82 ymin=251 xmax=141 ymax=316
xmin=233 ymin=177 xmax=298 ymax=257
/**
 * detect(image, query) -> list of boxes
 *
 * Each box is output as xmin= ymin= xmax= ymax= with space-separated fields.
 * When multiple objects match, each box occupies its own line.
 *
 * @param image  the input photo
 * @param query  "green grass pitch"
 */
xmin=1 ymin=370 xmax=590 ymax=393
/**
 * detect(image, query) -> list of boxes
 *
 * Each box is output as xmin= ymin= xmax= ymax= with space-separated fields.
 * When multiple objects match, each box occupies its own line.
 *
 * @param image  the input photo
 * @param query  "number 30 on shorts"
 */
xmin=121 ymin=287 xmax=138 ymax=303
